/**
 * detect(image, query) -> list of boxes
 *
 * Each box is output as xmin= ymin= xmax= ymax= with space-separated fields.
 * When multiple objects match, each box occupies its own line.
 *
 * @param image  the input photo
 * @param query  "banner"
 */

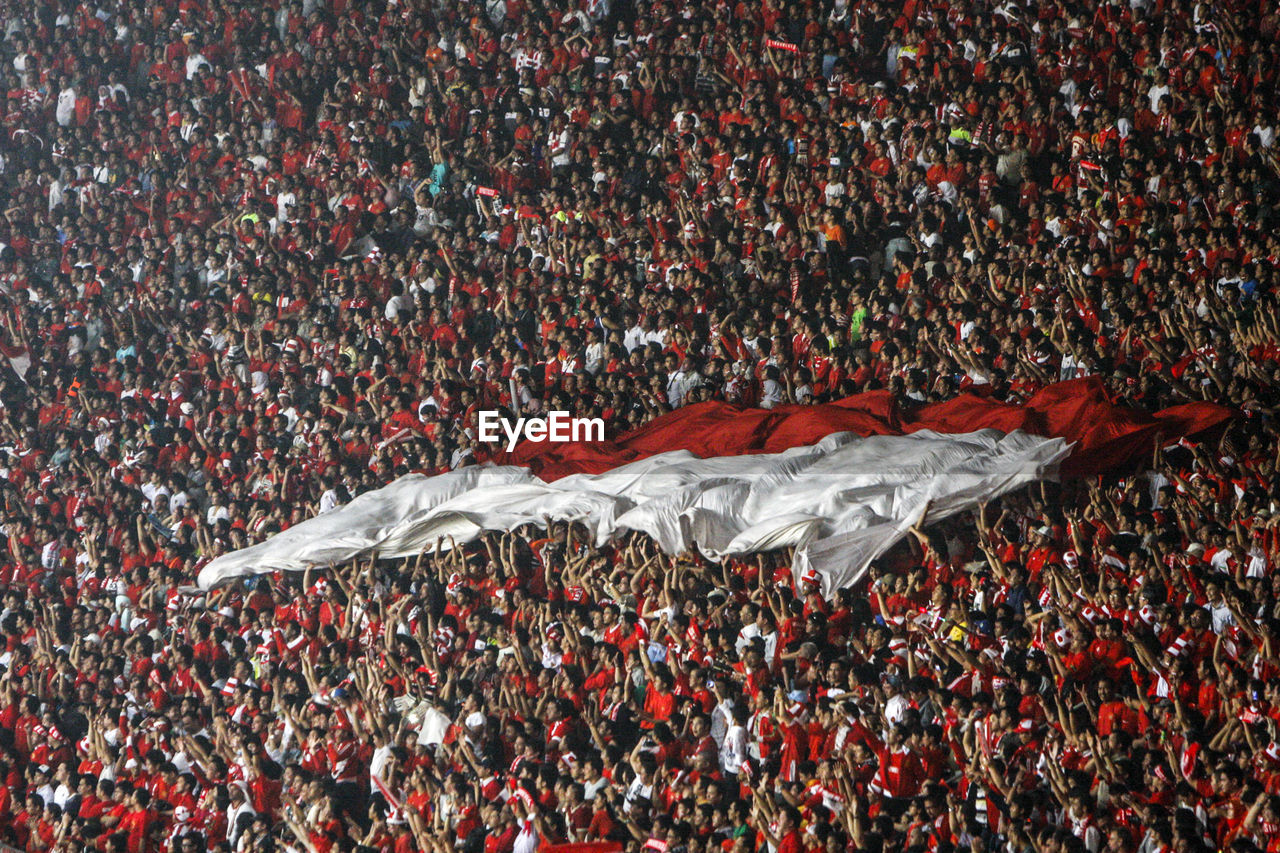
xmin=196 ymin=379 xmax=1232 ymax=592
xmin=198 ymin=429 xmax=1070 ymax=591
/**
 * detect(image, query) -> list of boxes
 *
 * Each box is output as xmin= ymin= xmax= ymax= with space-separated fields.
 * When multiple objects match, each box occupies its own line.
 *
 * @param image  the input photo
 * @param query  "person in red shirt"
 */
xmin=754 ymin=802 xmax=803 ymax=853
xmin=640 ymin=669 xmax=677 ymax=731
xmin=118 ymin=787 xmax=155 ymax=853
xmin=1024 ymin=526 xmax=1060 ymax=581
xmin=873 ymin=724 xmax=926 ymax=803
xmin=483 ymin=801 xmax=518 ymax=853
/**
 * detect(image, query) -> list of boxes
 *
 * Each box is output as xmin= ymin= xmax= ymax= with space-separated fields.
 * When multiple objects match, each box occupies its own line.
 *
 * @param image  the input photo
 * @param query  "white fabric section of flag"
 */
xmin=196 ymin=429 xmax=1071 ymax=592
xmin=0 ymin=343 xmax=30 ymax=380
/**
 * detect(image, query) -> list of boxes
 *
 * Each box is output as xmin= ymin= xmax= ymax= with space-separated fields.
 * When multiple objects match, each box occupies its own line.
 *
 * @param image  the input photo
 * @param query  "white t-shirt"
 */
xmin=53 ymin=783 xmax=73 ymax=809
xmin=385 ymin=293 xmax=409 ymax=321
xmin=760 ymin=378 xmax=784 ymax=408
xmin=1208 ymin=600 xmax=1235 ymax=634
xmin=585 ymin=341 xmax=605 ymax=374
xmin=319 ymin=488 xmax=340 ymax=514
xmin=419 ymin=705 xmax=452 ymax=745
xmin=885 ymin=692 xmax=911 ymax=727
xmin=56 ymin=87 xmax=76 ymax=126
xmin=623 ymin=325 xmax=648 ymax=352
xmin=584 ymin=775 xmax=608 ymax=801
xmin=413 ymin=203 xmax=437 ymax=236
xmin=513 ymin=818 xmax=539 ymax=853
xmin=711 ymin=699 xmax=733 ymax=747
xmin=624 ymin=776 xmax=653 ymax=813
xmin=185 ymin=53 xmax=211 ymax=80
xmin=735 ymin=624 xmax=778 ymax=666
xmin=1148 ymin=83 xmax=1170 ymax=113
xmin=370 ymin=743 xmax=394 ymax=783
xmin=720 ymin=724 xmax=747 ymax=774
xmin=275 ymin=190 xmax=296 ymax=221
xmin=549 ymin=127 xmax=572 ymax=167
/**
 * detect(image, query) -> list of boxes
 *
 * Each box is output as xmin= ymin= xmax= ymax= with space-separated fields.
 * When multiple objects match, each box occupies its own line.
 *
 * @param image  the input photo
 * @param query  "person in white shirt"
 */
xmin=623 ymin=755 xmax=656 ymax=814
xmin=709 ymin=679 xmax=734 ymax=748
xmin=48 ymin=168 xmax=72 ymax=212
xmin=274 ymin=392 xmax=300 ymax=431
xmin=31 ymin=772 xmax=56 ymax=812
xmin=50 ymin=764 xmax=75 ymax=809
xmin=582 ymin=756 xmax=609 ymax=800
xmin=665 ymin=354 xmax=700 ymax=408
xmin=384 ymin=280 xmax=410 ymax=321
xmin=823 ymin=166 xmax=846 ymax=204
xmin=226 ymin=784 xmax=257 ymax=847
xmin=623 ymin=316 xmax=650 ymax=352
xmin=450 ymin=437 xmax=475 ymax=469
xmin=584 ymin=328 xmax=605 ymax=374
xmin=56 ymin=81 xmax=77 ymax=127
xmin=760 ymin=365 xmax=785 ymax=409
xmin=318 ymin=480 xmax=342 ymax=514
xmin=1205 ymin=579 xmax=1236 ymax=634
xmin=512 ymin=812 xmax=539 ymax=853
xmin=734 ymin=607 xmax=779 ymax=667
xmin=719 ymin=703 xmax=749 ymax=776
xmin=275 ymin=185 xmax=297 ymax=221
xmin=206 ymin=491 xmax=232 ymax=525
xmin=548 ymin=117 xmax=573 ymax=170
xmin=884 ymin=682 xmax=912 ymax=727
xmin=1252 ymin=121 xmax=1275 ymax=148
xmin=1147 ymin=70 xmax=1170 ymax=113
xmin=369 ymin=730 xmax=394 ymax=785
xmin=185 ymin=51 xmax=211 ymax=80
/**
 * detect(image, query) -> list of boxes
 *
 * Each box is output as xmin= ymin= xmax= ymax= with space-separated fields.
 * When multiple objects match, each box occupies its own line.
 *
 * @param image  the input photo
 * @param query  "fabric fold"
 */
xmin=197 ymin=429 xmax=1070 ymax=591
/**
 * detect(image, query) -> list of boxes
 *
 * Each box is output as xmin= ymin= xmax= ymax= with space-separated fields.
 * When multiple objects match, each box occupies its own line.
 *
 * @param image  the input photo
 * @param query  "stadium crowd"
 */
xmin=0 ymin=0 xmax=1278 ymax=847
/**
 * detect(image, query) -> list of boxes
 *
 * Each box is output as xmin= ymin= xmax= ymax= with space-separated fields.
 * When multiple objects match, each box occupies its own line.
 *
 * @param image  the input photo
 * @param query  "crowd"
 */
xmin=0 ymin=0 xmax=1278 ymax=847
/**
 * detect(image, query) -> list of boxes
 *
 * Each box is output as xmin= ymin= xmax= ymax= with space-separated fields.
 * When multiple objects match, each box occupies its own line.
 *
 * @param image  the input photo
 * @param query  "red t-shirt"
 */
xmin=642 ymin=686 xmax=675 ymax=729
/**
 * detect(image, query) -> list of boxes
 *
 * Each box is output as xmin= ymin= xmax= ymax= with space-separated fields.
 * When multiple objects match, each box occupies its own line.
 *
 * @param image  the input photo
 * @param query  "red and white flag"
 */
xmin=372 ymin=774 xmax=403 ymax=821
xmin=198 ymin=379 xmax=1231 ymax=591
xmin=0 ymin=341 xmax=30 ymax=381
xmin=1181 ymin=742 xmax=1200 ymax=778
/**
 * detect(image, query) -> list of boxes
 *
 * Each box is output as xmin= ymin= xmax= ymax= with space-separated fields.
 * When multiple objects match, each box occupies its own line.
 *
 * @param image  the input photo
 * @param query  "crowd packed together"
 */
xmin=0 ymin=0 xmax=1279 ymax=848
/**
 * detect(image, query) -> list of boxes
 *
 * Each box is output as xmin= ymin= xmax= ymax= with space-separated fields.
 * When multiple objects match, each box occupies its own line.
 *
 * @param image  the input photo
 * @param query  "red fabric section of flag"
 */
xmin=496 ymin=378 xmax=1233 ymax=481
xmin=372 ymin=774 xmax=402 ymax=810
